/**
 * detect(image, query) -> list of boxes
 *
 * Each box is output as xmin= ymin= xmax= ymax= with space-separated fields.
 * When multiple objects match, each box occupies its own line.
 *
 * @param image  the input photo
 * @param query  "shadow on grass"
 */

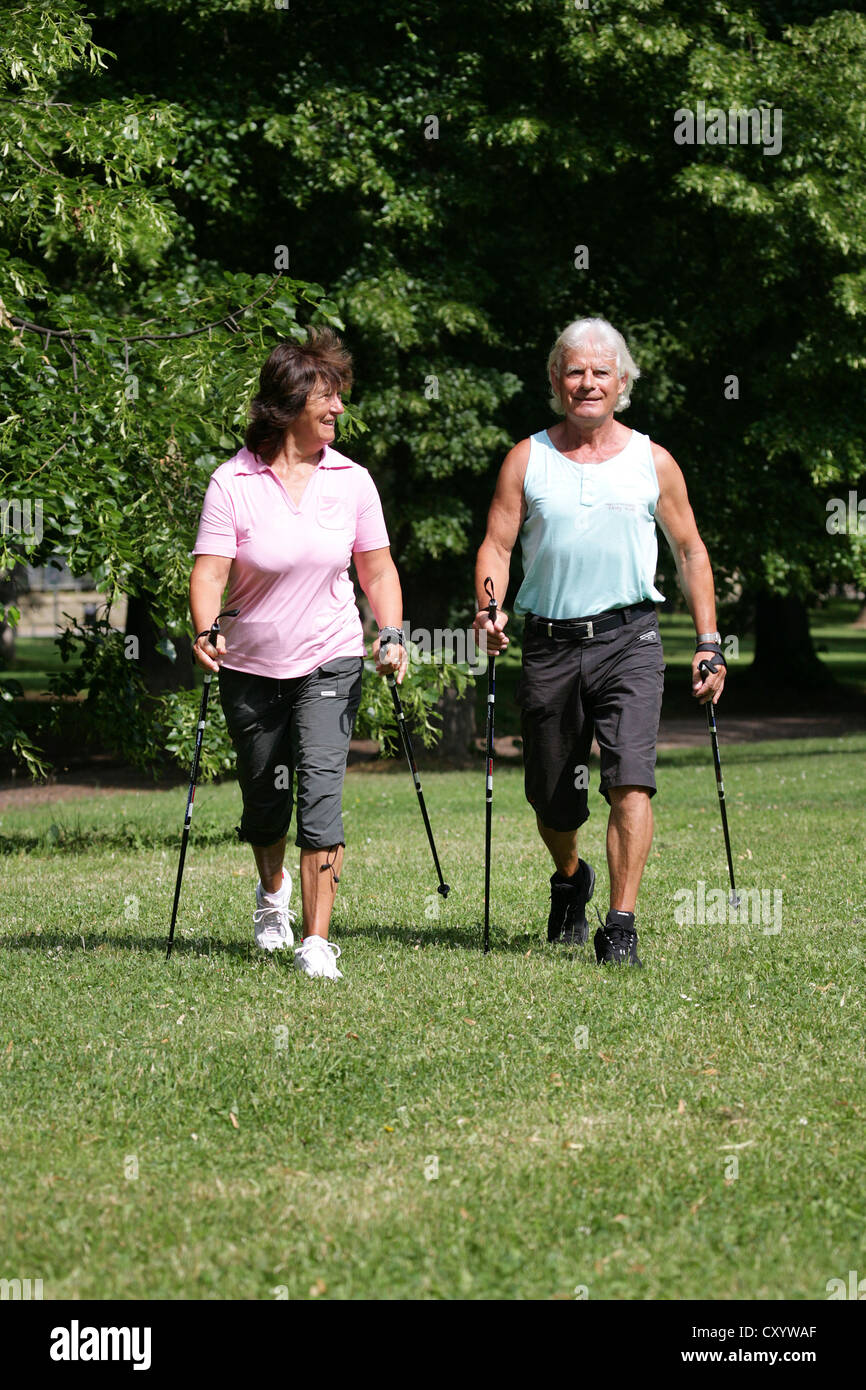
xmin=0 ymin=930 xmax=252 ymax=959
xmin=331 ymin=918 xmax=549 ymax=955
xmin=0 ymin=922 xmax=547 ymax=957
xmin=0 ymin=827 xmax=236 ymax=855
xmin=656 ymin=737 xmax=866 ymax=770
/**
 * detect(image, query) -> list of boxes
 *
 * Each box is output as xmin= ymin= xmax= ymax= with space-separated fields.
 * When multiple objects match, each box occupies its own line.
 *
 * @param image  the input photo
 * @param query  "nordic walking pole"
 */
xmin=483 ymin=576 xmax=498 ymax=954
xmin=166 ymin=607 xmax=240 ymax=960
xmin=698 ymin=659 xmax=740 ymax=909
xmin=379 ymin=629 xmax=450 ymax=900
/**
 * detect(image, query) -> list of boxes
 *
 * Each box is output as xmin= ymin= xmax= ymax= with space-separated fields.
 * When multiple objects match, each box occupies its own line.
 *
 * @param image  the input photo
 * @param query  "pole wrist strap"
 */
xmin=697 ymin=646 xmax=727 ymax=671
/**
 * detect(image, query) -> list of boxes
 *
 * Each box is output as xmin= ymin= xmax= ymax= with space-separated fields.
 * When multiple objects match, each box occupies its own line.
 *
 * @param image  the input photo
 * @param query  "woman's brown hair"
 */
xmin=245 ymin=327 xmax=353 ymax=463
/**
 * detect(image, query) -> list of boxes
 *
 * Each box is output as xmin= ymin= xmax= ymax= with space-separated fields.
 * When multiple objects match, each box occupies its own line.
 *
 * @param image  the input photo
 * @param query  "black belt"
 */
xmin=527 ymin=599 xmax=655 ymax=640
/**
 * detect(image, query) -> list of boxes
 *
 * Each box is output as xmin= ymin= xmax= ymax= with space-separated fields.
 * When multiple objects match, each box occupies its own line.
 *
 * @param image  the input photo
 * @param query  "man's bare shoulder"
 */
xmin=649 ymin=440 xmax=682 ymax=486
xmin=501 ymin=436 xmax=533 ymax=482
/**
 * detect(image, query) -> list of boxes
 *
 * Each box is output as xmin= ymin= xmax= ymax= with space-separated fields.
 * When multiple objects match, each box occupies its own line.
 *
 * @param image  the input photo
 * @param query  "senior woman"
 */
xmin=474 ymin=316 xmax=726 ymax=968
xmin=190 ymin=327 xmax=407 ymax=979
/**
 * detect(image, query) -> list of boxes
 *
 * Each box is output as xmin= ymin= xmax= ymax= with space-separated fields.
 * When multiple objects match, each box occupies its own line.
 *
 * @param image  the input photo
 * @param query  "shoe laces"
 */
xmin=253 ymin=903 xmax=296 ymax=936
xmin=607 ymin=930 xmax=632 ymax=959
xmin=595 ymin=908 xmax=635 ymax=954
xmin=606 ymin=924 xmax=635 ymax=945
xmin=296 ymin=936 xmax=341 ymax=960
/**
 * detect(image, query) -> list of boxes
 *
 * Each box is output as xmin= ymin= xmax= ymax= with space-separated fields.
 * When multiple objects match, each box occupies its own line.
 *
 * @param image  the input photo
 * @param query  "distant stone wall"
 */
xmin=16 ymin=579 xmax=127 ymax=639
xmin=5 ymin=561 xmax=126 ymax=638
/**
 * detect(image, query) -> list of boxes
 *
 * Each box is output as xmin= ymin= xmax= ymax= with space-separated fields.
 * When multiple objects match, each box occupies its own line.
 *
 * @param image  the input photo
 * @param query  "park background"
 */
xmin=0 ymin=0 xmax=865 ymax=1302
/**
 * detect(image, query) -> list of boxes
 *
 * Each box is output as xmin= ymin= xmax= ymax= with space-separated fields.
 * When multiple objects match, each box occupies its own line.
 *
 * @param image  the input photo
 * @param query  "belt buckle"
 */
xmin=547 ymin=622 xmax=552 ymax=637
xmin=580 ymin=620 xmax=593 ymax=639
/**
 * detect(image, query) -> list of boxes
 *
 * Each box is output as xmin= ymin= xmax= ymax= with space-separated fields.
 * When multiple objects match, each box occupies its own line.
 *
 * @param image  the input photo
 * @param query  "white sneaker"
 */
xmin=294 ymin=935 xmax=343 ymax=980
xmin=253 ymin=870 xmax=295 ymax=952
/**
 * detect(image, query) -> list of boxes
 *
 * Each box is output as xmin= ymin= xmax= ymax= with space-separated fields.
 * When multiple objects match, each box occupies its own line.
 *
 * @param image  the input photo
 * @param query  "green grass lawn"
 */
xmin=1 ymin=636 xmax=78 ymax=692
xmin=1 ymin=738 xmax=865 ymax=1300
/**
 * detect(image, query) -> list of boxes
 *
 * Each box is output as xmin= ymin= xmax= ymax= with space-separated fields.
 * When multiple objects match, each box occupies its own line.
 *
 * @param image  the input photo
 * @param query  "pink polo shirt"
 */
xmin=193 ymin=444 xmax=390 ymax=679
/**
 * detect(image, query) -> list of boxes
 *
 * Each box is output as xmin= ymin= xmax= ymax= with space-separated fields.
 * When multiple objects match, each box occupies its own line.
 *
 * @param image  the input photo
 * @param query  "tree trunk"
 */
xmin=401 ymin=567 xmax=478 ymax=762
xmin=124 ymin=591 xmax=194 ymax=695
xmin=751 ymin=592 xmax=830 ymax=690
xmin=853 ymin=601 xmax=866 ymax=630
xmin=0 ymin=572 xmax=19 ymax=664
xmin=431 ymin=683 xmax=477 ymax=763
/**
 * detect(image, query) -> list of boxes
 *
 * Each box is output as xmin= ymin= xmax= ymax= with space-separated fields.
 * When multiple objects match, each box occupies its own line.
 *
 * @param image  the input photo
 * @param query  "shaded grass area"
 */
xmin=1 ymin=737 xmax=865 ymax=1299
xmin=1 ymin=636 xmax=79 ymax=692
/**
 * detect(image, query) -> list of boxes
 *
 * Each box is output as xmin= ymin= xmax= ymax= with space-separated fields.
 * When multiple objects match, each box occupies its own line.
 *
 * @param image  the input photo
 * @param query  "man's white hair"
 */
xmin=547 ymin=317 xmax=640 ymax=414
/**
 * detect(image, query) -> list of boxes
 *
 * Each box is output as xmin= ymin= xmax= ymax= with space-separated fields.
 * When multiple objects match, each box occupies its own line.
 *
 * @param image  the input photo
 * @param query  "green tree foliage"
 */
xmin=3 ymin=1 xmax=866 ymax=774
xmin=0 ymin=1 xmax=350 ymax=767
xmin=0 ymin=0 xmax=337 ymax=623
xmin=82 ymin=0 xmax=866 ymax=632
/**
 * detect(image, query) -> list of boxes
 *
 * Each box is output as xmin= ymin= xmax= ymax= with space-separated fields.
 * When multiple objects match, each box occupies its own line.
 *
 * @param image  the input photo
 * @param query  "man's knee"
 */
xmin=607 ymin=783 xmax=653 ymax=809
xmin=609 ymin=783 xmax=652 ymax=799
xmin=536 ymin=813 xmax=580 ymax=837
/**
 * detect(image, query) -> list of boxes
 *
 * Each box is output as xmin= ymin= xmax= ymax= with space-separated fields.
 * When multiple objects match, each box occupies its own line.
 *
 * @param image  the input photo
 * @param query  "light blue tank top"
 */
xmin=514 ymin=428 xmax=666 ymax=619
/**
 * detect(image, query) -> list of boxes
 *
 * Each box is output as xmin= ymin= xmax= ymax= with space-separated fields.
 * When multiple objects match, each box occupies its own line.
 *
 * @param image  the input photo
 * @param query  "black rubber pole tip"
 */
xmin=438 ymin=883 xmax=450 ymax=898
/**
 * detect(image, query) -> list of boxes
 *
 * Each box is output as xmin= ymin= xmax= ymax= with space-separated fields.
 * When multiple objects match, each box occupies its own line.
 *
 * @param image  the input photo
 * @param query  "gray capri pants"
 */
xmin=218 ymin=656 xmax=363 ymax=849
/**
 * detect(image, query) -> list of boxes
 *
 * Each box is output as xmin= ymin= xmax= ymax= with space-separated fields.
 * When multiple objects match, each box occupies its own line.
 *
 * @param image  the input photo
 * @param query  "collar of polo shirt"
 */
xmin=234 ymin=445 xmax=353 ymax=475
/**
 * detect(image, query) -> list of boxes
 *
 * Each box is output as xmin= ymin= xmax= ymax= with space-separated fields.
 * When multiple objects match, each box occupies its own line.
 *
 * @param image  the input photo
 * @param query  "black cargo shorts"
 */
xmin=516 ymin=604 xmax=665 ymax=831
xmin=218 ymin=656 xmax=363 ymax=850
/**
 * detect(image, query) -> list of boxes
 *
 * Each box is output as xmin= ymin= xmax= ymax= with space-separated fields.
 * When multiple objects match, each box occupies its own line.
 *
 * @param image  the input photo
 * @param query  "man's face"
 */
xmin=552 ymin=346 xmax=625 ymax=421
xmin=299 ymin=377 xmax=345 ymax=446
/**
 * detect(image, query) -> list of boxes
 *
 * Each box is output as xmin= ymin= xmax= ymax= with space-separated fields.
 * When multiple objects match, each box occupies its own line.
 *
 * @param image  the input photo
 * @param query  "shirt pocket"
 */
xmin=317 ymin=495 xmax=353 ymax=531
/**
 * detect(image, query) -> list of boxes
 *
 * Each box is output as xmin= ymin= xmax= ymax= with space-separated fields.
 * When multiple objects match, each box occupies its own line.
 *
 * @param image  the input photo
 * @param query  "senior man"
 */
xmin=473 ymin=316 xmax=726 ymax=966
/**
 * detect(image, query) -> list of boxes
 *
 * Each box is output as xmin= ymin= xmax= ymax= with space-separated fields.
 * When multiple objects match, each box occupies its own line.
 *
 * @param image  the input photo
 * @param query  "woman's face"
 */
xmin=296 ymin=377 xmax=345 ymax=449
xmin=552 ymin=346 xmax=625 ymax=422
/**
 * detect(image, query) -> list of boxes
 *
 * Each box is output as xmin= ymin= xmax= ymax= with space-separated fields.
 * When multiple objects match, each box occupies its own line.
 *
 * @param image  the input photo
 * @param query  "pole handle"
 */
xmin=698 ymin=660 xmax=718 ymax=732
xmin=483 ymin=576 xmax=498 ymax=661
xmin=206 ymin=606 xmax=240 ymax=648
xmin=377 ymin=626 xmax=406 ymax=682
xmin=483 ymin=575 xmax=498 ymax=625
xmin=698 ymin=659 xmax=721 ymax=711
xmin=380 ymin=644 xmax=399 ymax=690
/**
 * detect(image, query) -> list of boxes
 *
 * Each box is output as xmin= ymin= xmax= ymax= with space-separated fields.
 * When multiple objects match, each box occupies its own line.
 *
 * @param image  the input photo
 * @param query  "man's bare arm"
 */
xmin=653 ymin=444 xmax=725 ymax=705
xmin=473 ymin=438 xmax=530 ymax=651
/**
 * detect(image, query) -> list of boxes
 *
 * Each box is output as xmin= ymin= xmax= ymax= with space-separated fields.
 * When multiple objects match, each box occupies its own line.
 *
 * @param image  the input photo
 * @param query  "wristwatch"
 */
xmin=696 ymin=631 xmax=721 ymax=645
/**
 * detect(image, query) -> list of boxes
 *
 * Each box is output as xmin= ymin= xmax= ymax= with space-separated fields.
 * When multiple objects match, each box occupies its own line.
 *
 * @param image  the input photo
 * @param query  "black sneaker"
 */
xmin=594 ymin=909 xmax=643 ymax=967
xmin=547 ymin=859 xmax=595 ymax=944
